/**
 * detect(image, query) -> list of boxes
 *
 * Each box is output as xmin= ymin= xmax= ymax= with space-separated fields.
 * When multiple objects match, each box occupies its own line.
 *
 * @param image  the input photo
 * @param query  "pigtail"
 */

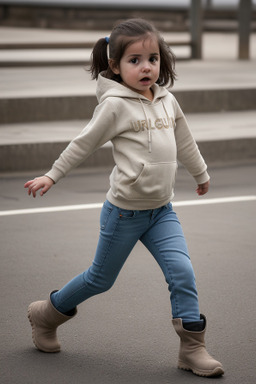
xmin=90 ymin=38 xmax=109 ymax=80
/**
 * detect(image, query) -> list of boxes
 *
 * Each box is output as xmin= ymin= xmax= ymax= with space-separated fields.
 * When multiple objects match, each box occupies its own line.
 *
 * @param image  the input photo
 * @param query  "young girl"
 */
xmin=25 ymin=18 xmax=224 ymax=377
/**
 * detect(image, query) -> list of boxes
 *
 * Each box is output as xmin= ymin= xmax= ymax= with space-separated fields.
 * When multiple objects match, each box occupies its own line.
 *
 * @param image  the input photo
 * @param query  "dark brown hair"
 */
xmin=90 ymin=18 xmax=176 ymax=87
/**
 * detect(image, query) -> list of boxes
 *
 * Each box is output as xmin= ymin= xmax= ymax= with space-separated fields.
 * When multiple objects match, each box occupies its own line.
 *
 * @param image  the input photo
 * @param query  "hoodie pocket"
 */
xmin=129 ymin=162 xmax=177 ymax=201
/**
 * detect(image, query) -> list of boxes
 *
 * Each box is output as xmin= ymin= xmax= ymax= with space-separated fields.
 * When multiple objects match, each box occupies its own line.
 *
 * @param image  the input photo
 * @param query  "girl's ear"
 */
xmin=109 ymin=59 xmax=120 ymax=75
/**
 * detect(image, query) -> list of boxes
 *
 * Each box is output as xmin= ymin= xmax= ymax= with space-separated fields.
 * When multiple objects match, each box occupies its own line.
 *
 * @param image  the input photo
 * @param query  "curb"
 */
xmin=1 ymin=88 xmax=256 ymax=124
xmin=1 ymin=138 xmax=256 ymax=173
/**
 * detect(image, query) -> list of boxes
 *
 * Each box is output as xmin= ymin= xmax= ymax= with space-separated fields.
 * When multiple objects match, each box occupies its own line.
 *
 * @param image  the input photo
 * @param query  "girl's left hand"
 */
xmin=24 ymin=176 xmax=54 ymax=198
xmin=196 ymin=181 xmax=210 ymax=196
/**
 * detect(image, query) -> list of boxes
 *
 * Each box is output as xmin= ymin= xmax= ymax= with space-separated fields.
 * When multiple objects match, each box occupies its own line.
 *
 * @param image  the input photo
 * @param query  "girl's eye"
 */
xmin=150 ymin=56 xmax=158 ymax=63
xmin=130 ymin=58 xmax=139 ymax=64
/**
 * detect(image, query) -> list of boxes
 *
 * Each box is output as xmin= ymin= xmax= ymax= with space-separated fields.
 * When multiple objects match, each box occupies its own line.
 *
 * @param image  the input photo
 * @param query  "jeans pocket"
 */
xmin=118 ymin=208 xmax=137 ymax=219
xmin=100 ymin=201 xmax=114 ymax=230
xmin=165 ymin=202 xmax=173 ymax=211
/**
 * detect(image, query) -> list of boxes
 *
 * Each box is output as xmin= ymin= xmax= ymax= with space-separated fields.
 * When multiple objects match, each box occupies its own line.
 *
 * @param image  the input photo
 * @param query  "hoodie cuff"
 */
xmin=45 ymin=168 xmax=65 ymax=184
xmin=193 ymin=170 xmax=210 ymax=185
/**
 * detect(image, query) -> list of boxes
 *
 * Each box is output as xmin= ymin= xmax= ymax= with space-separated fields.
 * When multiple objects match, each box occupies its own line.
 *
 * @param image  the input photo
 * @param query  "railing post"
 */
xmin=190 ymin=0 xmax=203 ymax=59
xmin=238 ymin=0 xmax=252 ymax=59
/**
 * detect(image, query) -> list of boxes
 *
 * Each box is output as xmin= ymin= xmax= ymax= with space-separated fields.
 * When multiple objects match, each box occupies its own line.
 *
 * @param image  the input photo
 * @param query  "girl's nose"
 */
xmin=142 ymin=63 xmax=150 ymax=72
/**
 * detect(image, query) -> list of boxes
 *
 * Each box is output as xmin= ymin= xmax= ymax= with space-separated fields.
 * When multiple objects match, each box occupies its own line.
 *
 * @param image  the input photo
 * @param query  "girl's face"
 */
xmin=111 ymin=36 xmax=160 ymax=101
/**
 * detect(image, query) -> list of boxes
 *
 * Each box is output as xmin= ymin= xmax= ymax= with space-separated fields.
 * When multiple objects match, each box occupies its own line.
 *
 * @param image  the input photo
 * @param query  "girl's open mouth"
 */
xmin=140 ymin=77 xmax=151 ymax=84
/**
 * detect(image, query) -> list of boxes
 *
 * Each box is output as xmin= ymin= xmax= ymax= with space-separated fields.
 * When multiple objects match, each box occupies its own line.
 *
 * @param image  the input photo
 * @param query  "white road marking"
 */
xmin=0 ymin=195 xmax=255 ymax=217
xmin=173 ymin=195 xmax=256 ymax=206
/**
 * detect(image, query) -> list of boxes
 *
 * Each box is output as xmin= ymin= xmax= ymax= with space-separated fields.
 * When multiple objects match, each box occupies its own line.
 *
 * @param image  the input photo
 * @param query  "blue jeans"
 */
xmin=51 ymin=201 xmax=200 ymax=322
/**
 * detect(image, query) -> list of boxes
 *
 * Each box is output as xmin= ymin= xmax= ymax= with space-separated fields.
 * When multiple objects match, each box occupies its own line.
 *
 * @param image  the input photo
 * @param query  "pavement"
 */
xmin=0 ymin=27 xmax=256 ymax=172
xmin=1 ymin=162 xmax=256 ymax=384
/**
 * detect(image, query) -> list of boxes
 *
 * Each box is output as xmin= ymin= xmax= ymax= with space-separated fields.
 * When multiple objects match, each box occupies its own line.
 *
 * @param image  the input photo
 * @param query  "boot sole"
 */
xmin=27 ymin=304 xmax=60 ymax=353
xmin=178 ymin=362 xmax=224 ymax=377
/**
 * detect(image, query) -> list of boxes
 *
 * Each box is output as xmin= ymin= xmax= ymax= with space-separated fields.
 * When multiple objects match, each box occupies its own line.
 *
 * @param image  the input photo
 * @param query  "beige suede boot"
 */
xmin=27 ymin=292 xmax=77 ymax=353
xmin=172 ymin=314 xmax=224 ymax=377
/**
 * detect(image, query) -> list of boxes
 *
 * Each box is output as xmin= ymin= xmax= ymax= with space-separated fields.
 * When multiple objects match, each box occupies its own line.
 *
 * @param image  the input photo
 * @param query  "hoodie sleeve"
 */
xmin=173 ymin=97 xmax=210 ymax=185
xmin=45 ymin=99 xmax=117 ymax=183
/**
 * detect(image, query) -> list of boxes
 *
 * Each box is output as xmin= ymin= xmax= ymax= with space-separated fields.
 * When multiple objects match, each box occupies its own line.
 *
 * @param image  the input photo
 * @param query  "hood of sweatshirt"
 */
xmin=96 ymin=72 xmax=169 ymax=104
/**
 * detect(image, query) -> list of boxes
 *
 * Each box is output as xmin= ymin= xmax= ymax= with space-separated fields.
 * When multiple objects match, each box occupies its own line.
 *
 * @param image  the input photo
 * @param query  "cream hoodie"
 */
xmin=45 ymin=73 xmax=209 ymax=210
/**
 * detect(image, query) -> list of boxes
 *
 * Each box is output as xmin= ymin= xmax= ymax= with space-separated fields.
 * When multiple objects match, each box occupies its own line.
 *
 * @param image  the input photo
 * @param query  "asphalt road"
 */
xmin=1 ymin=161 xmax=256 ymax=384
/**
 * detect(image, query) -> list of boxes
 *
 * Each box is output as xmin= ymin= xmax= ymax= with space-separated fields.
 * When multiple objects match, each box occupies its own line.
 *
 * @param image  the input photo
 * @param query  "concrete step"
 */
xmin=0 ymin=28 xmax=192 ymax=67
xmin=1 ymin=59 xmax=256 ymax=124
xmin=0 ymin=48 xmax=93 ymax=67
xmin=1 ymin=87 xmax=256 ymax=124
xmin=0 ymin=27 xmax=191 ymax=47
xmin=1 ymin=28 xmax=256 ymax=66
xmin=1 ymin=30 xmax=256 ymax=122
xmin=1 ymin=111 xmax=256 ymax=172
xmin=0 ymin=46 xmax=191 ymax=67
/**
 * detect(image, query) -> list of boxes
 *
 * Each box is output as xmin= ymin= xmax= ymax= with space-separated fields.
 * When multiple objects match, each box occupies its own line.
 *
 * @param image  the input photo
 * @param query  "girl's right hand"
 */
xmin=24 ymin=176 xmax=54 ymax=198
